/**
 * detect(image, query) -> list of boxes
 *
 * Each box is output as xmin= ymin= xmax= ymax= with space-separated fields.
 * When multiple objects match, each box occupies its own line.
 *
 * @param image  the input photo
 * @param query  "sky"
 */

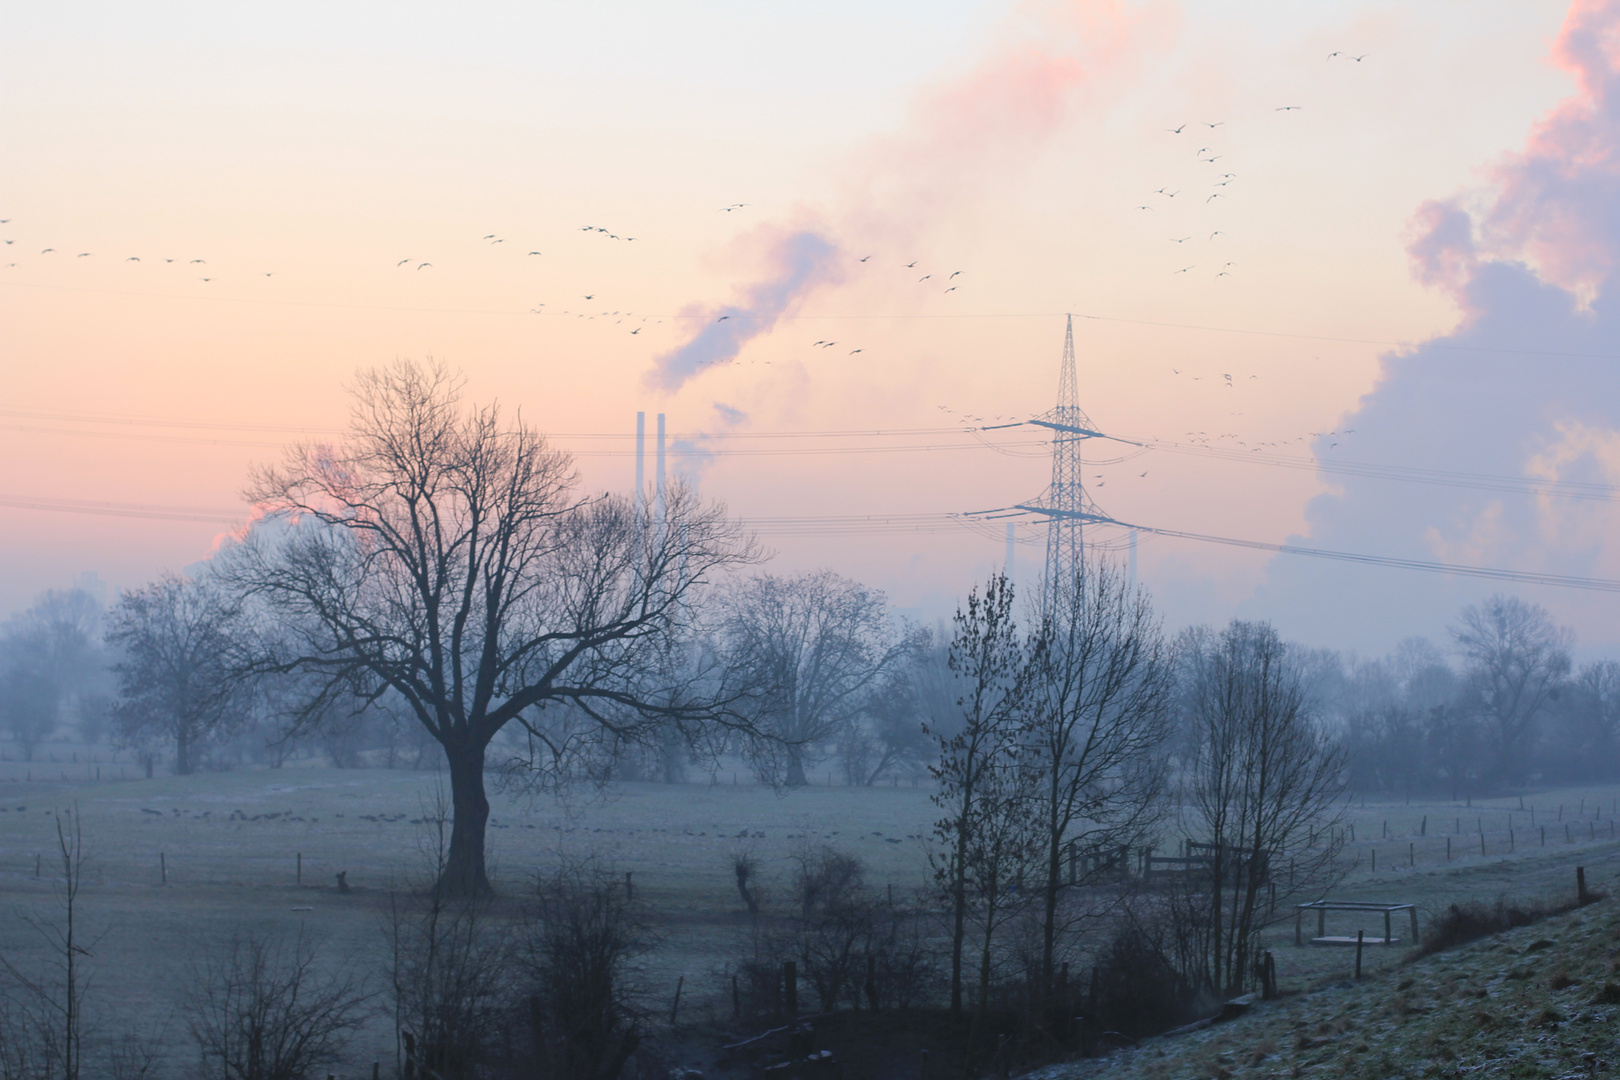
xmin=2 ymin=0 xmax=1615 ymax=658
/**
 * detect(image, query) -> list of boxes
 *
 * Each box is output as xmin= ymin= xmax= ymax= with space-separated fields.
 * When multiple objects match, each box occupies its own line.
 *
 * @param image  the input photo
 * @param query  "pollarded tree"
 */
xmin=229 ymin=360 xmax=757 ymax=897
xmin=106 ymin=573 xmax=246 ymax=775
xmin=718 ymin=571 xmax=904 ymax=787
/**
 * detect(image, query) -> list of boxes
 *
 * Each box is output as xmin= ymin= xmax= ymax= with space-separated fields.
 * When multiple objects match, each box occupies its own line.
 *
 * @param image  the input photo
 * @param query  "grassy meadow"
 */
xmin=0 ymin=749 xmax=1617 ymax=1075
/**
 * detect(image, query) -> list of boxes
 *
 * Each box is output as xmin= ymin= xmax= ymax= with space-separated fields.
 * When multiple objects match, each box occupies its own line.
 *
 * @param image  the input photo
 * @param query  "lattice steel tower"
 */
xmin=1019 ymin=315 xmax=1108 ymax=609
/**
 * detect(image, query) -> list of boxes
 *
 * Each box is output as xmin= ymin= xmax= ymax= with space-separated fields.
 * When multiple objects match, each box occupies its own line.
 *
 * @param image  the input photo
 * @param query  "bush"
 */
xmin=186 ymin=932 xmax=371 ymax=1080
xmin=1414 ymin=896 xmax=1580 ymax=958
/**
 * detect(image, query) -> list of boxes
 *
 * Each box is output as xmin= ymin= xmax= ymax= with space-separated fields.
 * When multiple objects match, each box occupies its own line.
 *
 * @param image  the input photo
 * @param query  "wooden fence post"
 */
xmin=1354 ymin=930 xmax=1364 ymax=979
xmin=1577 ymin=866 xmax=1588 ymax=906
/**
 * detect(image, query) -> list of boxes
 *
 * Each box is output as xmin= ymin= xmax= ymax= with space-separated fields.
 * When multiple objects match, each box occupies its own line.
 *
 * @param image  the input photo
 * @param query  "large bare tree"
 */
xmin=717 ymin=571 xmax=903 ymax=786
xmin=229 ymin=361 xmax=757 ymax=896
xmin=106 ymin=573 xmax=246 ymax=775
xmin=1452 ymin=594 xmax=1572 ymax=785
xmin=1023 ymin=562 xmax=1173 ymax=1004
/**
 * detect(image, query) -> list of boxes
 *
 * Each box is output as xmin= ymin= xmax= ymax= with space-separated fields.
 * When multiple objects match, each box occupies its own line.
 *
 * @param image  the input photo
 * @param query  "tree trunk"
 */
xmin=439 ymin=735 xmax=493 ymax=897
xmin=785 ymin=746 xmax=809 ymax=787
xmin=176 ymin=729 xmax=192 ymax=775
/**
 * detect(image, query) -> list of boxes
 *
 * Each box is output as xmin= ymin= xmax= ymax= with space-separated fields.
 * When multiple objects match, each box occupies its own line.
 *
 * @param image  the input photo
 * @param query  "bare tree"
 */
xmin=229 ymin=360 xmax=757 ymax=895
xmin=1023 ymin=562 xmax=1174 ymax=1002
xmin=386 ymin=801 xmax=517 ymax=1080
xmin=718 ymin=571 xmax=903 ymax=786
xmin=1452 ymin=595 xmax=1572 ymax=786
xmin=0 ymin=589 xmax=107 ymax=761
xmin=928 ymin=573 xmax=1030 ymax=1016
xmin=105 ymin=573 xmax=245 ymax=775
xmin=522 ymin=860 xmax=650 ymax=1080
xmin=185 ymin=932 xmax=371 ymax=1080
xmin=0 ymin=809 xmax=89 ymax=1080
xmin=1182 ymin=621 xmax=1347 ymax=996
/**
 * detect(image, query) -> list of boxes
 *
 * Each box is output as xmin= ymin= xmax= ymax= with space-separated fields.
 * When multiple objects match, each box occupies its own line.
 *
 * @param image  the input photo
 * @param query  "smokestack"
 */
xmin=634 ymin=412 xmax=646 ymax=513
xmin=655 ymin=413 xmax=667 ymax=522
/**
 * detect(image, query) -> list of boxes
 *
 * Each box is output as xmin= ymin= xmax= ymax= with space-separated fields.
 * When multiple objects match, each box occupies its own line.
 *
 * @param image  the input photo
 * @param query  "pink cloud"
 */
xmin=1410 ymin=0 xmax=1620 ymax=303
xmin=647 ymin=0 xmax=1168 ymax=395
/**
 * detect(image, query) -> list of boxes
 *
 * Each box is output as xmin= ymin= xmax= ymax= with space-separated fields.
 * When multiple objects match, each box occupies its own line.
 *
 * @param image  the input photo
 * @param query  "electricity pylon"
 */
xmin=1016 ymin=315 xmax=1110 ymax=610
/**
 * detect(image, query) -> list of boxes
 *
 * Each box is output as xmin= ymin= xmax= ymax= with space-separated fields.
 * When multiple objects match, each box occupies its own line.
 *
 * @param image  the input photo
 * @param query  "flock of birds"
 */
xmin=1140 ymin=51 xmax=1368 ymax=280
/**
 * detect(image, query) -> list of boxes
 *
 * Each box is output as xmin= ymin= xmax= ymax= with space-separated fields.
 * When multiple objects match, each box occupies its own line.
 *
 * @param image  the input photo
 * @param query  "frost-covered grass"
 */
xmin=1032 ymin=878 xmax=1620 ymax=1080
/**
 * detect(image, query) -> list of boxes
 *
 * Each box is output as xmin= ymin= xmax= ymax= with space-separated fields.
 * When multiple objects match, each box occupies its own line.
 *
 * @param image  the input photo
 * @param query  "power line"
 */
xmin=7 ymin=279 xmax=1620 ymax=359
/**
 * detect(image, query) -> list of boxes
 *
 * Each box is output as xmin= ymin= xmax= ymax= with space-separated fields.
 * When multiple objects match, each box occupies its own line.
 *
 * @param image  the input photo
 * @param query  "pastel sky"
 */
xmin=2 ymin=0 xmax=1613 ymax=656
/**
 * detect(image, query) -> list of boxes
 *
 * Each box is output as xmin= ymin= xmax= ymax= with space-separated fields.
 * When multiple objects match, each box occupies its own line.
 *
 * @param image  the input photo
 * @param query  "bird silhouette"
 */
xmin=396 ymin=259 xmax=411 ymax=266
xmin=1136 ymin=206 xmax=1153 ymax=211
xmin=905 ymin=261 xmax=917 ymax=268
xmin=1350 ymin=54 xmax=1367 ymax=61
xmin=40 ymin=248 xmax=54 ymax=254
xmin=483 ymin=234 xmax=496 ymax=239
xmin=717 ymin=315 xmax=730 ymax=322
xmin=1170 ymin=236 xmax=1190 ymax=243
xmin=950 ymin=270 xmax=962 ymax=278
xmin=1206 ymin=194 xmax=1222 ymax=202
xmin=1140 ymin=471 xmax=1148 ymax=477
xmin=1328 ymin=51 xmax=1342 ymax=59
xmin=630 ymin=328 xmax=640 ymax=334
xmin=918 ymin=275 xmax=931 ymax=282
xmin=1167 ymin=124 xmax=1186 ymax=133
xmin=1175 ymin=266 xmax=1194 ymax=274
xmin=417 ymin=263 xmax=432 ymax=270
xmin=190 ymin=259 xmax=205 ymax=264
xmin=1204 ymin=121 xmax=1224 ymax=128
xmin=944 ymin=286 xmax=956 ymax=293
xmin=584 ymin=294 xmax=594 ymax=299
xmin=528 ymin=251 xmax=542 ymax=256
xmin=76 ymin=252 xmax=91 ymax=257
xmin=849 ymin=349 xmax=862 ymax=354
xmin=126 ymin=256 xmax=140 ymax=261
xmin=1210 ymin=231 xmax=1223 ymax=240
xmin=859 ymin=255 xmax=871 ymax=262
xmin=1276 ymin=105 xmax=1302 ymax=111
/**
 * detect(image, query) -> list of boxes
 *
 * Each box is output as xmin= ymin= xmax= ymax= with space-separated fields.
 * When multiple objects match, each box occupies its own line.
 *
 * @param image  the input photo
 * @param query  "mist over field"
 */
xmin=4 ymin=2 xmax=1620 ymax=1079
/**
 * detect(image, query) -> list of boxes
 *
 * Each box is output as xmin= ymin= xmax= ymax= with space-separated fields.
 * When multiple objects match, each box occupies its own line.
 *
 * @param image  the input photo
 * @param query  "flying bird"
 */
xmin=126 ymin=256 xmax=140 ymax=261
xmin=584 ymin=294 xmax=594 ymax=299
xmin=918 ymin=275 xmax=931 ymax=282
xmin=417 ymin=262 xmax=432 ymax=270
xmin=859 ymin=255 xmax=871 ymax=262
xmin=1276 ymin=105 xmax=1302 ymax=111
xmin=483 ymin=234 xmax=496 ymax=239
xmin=1170 ymin=236 xmax=1190 ymax=243
xmin=397 ymin=258 xmax=411 ymax=266
xmin=528 ymin=251 xmax=542 ymax=255
xmin=1167 ymin=124 xmax=1187 ymax=133
xmin=1203 ymin=121 xmax=1224 ymax=128
xmin=76 ymin=252 xmax=91 ymax=257
xmin=849 ymin=349 xmax=862 ymax=354
xmin=1206 ymin=194 xmax=1222 ymax=202
xmin=630 ymin=328 xmax=640 ymax=334
xmin=1328 ymin=51 xmax=1342 ymax=59
xmin=40 ymin=248 xmax=53 ymax=253
xmin=1175 ymin=266 xmax=1195 ymax=274
xmin=1210 ymin=231 xmax=1223 ymax=240
xmin=944 ymin=286 xmax=956 ymax=293
xmin=717 ymin=315 xmax=730 ymax=322
xmin=190 ymin=259 xmax=205 ymax=264
xmin=905 ymin=261 xmax=917 ymax=268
